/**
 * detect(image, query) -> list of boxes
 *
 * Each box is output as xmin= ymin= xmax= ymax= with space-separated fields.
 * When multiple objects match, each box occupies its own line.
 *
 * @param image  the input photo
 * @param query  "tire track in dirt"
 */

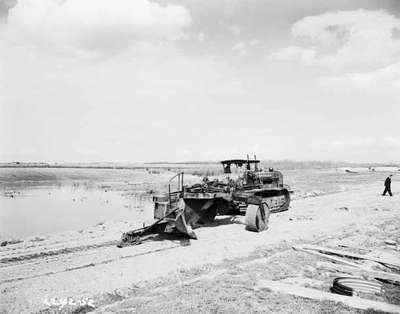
xmin=0 ymin=243 xmax=181 ymax=284
xmin=0 ymin=240 xmax=119 ymax=264
xmin=91 ymin=222 xmax=381 ymax=314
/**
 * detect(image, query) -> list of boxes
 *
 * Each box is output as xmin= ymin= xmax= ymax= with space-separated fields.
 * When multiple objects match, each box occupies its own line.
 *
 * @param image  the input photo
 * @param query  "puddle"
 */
xmin=0 ymin=185 xmax=154 ymax=239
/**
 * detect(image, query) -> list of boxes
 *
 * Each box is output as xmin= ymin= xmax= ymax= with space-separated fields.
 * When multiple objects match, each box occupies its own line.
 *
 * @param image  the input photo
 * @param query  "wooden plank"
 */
xmin=254 ymin=279 xmax=400 ymax=313
xmin=300 ymin=244 xmax=400 ymax=268
xmin=338 ymin=243 xmax=372 ymax=252
xmin=316 ymin=261 xmax=400 ymax=283
xmin=292 ymin=246 xmax=367 ymax=268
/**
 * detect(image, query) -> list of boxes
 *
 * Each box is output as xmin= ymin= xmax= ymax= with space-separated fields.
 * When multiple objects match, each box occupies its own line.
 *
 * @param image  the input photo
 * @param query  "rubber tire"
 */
xmin=245 ymin=203 xmax=269 ymax=232
xmin=331 ymin=277 xmax=382 ymax=296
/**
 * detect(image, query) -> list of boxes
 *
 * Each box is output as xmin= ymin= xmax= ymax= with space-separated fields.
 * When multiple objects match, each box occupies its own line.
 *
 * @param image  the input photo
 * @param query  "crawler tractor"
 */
xmin=118 ymin=156 xmax=291 ymax=246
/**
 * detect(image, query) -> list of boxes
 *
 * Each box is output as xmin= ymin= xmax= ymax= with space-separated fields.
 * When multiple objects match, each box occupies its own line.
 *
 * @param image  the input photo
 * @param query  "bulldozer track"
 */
xmin=0 ymin=243 xmax=181 ymax=284
xmin=0 ymin=240 xmax=119 ymax=264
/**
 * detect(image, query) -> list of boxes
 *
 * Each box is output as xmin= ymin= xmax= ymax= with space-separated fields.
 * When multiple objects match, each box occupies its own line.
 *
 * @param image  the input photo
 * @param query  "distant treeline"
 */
xmin=0 ymin=162 xmax=201 ymax=170
xmin=260 ymin=160 xmax=399 ymax=170
xmin=1 ymin=160 xmax=398 ymax=170
xmin=0 ymin=162 xmax=146 ymax=170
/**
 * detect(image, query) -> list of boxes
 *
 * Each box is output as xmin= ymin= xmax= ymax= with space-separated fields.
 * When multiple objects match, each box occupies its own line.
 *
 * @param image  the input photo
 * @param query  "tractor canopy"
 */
xmin=221 ymin=159 xmax=260 ymax=173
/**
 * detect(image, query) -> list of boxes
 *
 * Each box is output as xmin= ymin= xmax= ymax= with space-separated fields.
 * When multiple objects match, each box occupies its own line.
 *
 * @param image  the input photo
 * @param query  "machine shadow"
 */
xmin=140 ymin=232 xmax=193 ymax=246
xmin=134 ymin=216 xmax=245 ymax=247
xmin=195 ymin=216 xmax=244 ymax=228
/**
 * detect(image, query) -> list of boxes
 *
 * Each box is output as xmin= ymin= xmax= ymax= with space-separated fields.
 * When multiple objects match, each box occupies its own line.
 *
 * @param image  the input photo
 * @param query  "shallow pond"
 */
xmin=0 ymin=185 xmax=153 ymax=239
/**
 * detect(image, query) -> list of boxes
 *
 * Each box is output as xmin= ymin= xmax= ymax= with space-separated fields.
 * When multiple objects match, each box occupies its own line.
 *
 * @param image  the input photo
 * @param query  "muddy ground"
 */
xmin=0 ymin=168 xmax=399 ymax=313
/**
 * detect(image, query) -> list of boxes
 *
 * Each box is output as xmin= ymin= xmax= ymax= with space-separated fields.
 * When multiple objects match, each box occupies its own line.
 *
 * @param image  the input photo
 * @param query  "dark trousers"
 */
xmin=382 ymin=186 xmax=392 ymax=196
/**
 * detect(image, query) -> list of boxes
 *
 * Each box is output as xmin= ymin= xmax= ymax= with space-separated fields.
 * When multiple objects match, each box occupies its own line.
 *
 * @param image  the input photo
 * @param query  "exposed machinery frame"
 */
xmin=118 ymin=155 xmax=291 ymax=247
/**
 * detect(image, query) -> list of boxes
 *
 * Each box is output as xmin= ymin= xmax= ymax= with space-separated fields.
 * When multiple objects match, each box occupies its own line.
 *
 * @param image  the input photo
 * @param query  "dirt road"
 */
xmin=1 ymin=182 xmax=399 ymax=313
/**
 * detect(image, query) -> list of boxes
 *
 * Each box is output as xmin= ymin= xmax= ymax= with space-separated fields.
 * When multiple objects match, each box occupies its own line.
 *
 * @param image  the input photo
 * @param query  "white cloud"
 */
xmin=1 ymin=0 xmax=250 ymax=162
xmin=318 ymin=62 xmax=400 ymax=95
xmin=271 ymin=9 xmax=400 ymax=71
xmin=270 ymin=45 xmax=316 ymax=65
xmin=249 ymin=38 xmax=260 ymax=46
xmin=232 ymin=41 xmax=246 ymax=55
xmin=0 ymin=0 xmax=17 ymax=23
xmin=197 ymin=32 xmax=205 ymax=42
xmin=232 ymin=39 xmax=260 ymax=55
xmin=3 ymin=0 xmax=191 ymax=57
xmin=229 ymin=25 xmax=241 ymax=36
xmin=271 ymin=9 xmax=400 ymax=96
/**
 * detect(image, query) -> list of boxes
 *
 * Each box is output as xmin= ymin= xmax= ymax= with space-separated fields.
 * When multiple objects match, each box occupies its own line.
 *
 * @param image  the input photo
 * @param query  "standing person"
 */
xmin=382 ymin=175 xmax=393 ymax=196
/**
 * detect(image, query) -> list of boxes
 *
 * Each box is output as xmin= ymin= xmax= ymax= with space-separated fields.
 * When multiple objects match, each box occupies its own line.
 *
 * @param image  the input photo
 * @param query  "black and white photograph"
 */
xmin=1 ymin=0 xmax=400 ymax=313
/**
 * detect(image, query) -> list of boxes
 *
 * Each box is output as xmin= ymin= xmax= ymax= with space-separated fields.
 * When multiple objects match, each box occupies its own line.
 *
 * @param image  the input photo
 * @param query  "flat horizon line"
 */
xmin=0 ymin=160 xmax=399 ymax=169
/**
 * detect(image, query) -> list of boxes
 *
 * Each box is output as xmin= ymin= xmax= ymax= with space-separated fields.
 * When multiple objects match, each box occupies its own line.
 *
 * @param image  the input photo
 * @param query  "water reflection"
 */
xmin=0 ymin=184 xmax=154 ymax=239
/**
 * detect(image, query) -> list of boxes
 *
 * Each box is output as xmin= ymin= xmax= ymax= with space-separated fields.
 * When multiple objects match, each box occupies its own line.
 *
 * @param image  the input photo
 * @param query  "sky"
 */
xmin=0 ymin=0 xmax=399 ymax=163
